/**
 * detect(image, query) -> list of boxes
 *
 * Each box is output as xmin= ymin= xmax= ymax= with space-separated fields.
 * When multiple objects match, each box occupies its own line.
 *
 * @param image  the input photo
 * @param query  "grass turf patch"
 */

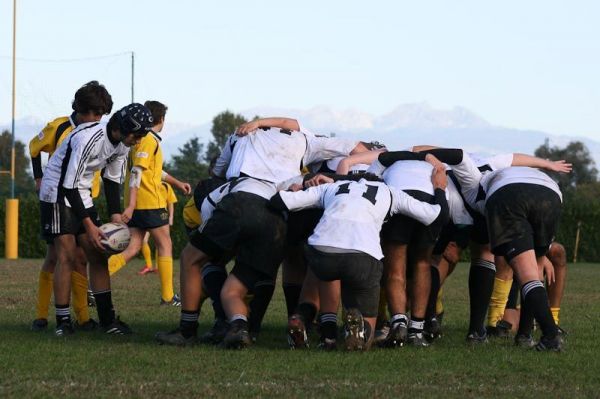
xmin=0 ymin=259 xmax=599 ymax=398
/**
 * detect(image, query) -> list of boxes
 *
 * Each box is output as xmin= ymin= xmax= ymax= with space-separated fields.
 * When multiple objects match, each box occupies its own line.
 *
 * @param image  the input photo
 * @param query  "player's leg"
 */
xmin=466 ymin=242 xmax=496 ymax=343
xmin=511 ymin=250 xmax=559 ymax=350
xmin=382 ymin=242 xmax=409 ymax=347
xmin=281 ymin=244 xmax=306 ymax=317
xmin=408 ymin=245 xmax=434 ymax=347
xmin=138 ymin=231 xmax=155 ymax=275
xmin=198 ymin=261 xmax=230 ymax=344
xmin=221 ymin=267 xmax=254 ymax=349
xmin=70 ymin=246 xmax=95 ymax=329
xmin=53 ymin=233 xmax=79 ymax=336
xmin=150 ymin=223 xmax=179 ymax=305
xmin=108 ymin=227 xmax=145 ymax=275
xmin=546 ymin=243 xmax=567 ymax=330
xmin=486 ymin=256 xmax=513 ymax=336
xmin=32 ymin=243 xmax=57 ymax=331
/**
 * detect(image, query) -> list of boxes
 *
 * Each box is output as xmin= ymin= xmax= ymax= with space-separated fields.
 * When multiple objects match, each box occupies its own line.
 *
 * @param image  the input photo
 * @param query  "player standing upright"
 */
xmin=40 ymin=103 xmax=154 ymax=336
xmin=30 ymin=81 xmax=112 ymax=331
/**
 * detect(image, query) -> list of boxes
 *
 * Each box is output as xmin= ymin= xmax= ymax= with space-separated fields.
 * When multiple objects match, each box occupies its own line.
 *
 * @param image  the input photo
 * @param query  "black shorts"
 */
xmin=189 ymin=191 xmax=286 ymax=280
xmin=286 ymin=208 xmax=323 ymax=245
xmin=128 ymin=208 xmax=169 ymax=229
xmin=230 ymin=261 xmax=275 ymax=291
xmin=381 ymin=190 xmax=439 ymax=249
xmin=486 ymin=183 xmax=562 ymax=261
xmin=304 ymin=245 xmax=383 ymax=317
xmin=40 ymin=201 xmax=100 ymax=240
xmin=432 ymin=222 xmax=472 ymax=255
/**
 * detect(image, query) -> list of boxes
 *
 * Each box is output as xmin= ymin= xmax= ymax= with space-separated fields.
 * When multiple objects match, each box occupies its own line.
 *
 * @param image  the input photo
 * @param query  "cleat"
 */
xmin=343 ymin=308 xmax=368 ymax=351
xmin=380 ymin=320 xmax=408 ymax=348
xmin=317 ymin=338 xmax=337 ymax=351
xmin=514 ymin=333 xmax=536 ymax=349
xmin=487 ymin=320 xmax=512 ymax=338
xmin=466 ymin=331 xmax=489 ymax=344
xmin=31 ymin=318 xmax=48 ymax=332
xmin=373 ymin=322 xmax=390 ymax=345
xmin=102 ymin=316 xmax=132 ymax=335
xmin=199 ymin=318 xmax=229 ymax=345
xmin=87 ymin=291 xmax=96 ymax=307
xmin=557 ymin=326 xmax=568 ymax=338
xmin=74 ymin=318 xmax=98 ymax=331
xmin=160 ymin=294 xmax=182 ymax=307
xmin=535 ymin=334 xmax=563 ymax=352
xmin=138 ymin=266 xmax=156 ymax=275
xmin=55 ymin=322 xmax=75 ymax=337
xmin=155 ymin=328 xmax=197 ymax=346
xmin=424 ymin=316 xmax=442 ymax=342
xmin=287 ymin=314 xmax=309 ymax=349
xmin=223 ymin=321 xmax=252 ymax=349
xmin=407 ymin=331 xmax=430 ymax=347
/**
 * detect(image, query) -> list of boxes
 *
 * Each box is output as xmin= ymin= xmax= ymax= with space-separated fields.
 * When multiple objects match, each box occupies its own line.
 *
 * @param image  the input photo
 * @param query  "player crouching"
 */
xmin=269 ymin=159 xmax=449 ymax=351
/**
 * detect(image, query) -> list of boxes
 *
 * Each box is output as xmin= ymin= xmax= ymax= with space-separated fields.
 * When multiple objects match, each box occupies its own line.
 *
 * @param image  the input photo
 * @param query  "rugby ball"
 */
xmin=99 ymin=223 xmax=131 ymax=254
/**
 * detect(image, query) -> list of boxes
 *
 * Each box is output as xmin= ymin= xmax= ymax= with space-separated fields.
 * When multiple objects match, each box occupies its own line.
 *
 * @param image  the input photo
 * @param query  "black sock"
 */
xmin=468 ymin=259 xmax=496 ymax=335
xmin=93 ymin=290 xmax=115 ymax=326
xmin=295 ymin=302 xmax=317 ymax=325
xmin=319 ymin=313 xmax=338 ymax=340
xmin=521 ymin=280 xmax=558 ymax=338
xmin=364 ymin=321 xmax=373 ymax=341
xmin=201 ymin=264 xmax=228 ymax=320
xmin=180 ymin=310 xmax=199 ymax=338
xmin=248 ymin=280 xmax=275 ymax=335
xmin=426 ymin=265 xmax=441 ymax=320
xmin=506 ymin=278 xmax=520 ymax=310
xmin=282 ymin=283 xmax=303 ymax=317
xmin=55 ymin=304 xmax=71 ymax=326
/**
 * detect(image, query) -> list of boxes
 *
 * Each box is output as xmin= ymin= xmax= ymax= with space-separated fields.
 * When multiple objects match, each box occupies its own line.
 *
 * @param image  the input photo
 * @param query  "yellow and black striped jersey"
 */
xmin=124 ymin=131 xmax=166 ymax=210
xmin=29 ymin=113 xmax=101 ymax=198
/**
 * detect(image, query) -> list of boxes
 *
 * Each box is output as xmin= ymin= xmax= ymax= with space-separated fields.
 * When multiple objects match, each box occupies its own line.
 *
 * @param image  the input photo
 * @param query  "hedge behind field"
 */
xmin=1 ymin=191 xmax=600 ymax=261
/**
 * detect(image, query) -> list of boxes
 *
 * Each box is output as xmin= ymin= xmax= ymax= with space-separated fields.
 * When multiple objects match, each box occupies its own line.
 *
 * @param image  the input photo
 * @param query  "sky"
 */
xmin=1 ymin=0 xmax=599 ymax=139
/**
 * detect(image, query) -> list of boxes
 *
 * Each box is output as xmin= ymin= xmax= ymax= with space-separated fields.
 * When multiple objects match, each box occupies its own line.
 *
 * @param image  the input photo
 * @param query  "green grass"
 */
xmin=1 ymin=259 xmax=599 ymax=398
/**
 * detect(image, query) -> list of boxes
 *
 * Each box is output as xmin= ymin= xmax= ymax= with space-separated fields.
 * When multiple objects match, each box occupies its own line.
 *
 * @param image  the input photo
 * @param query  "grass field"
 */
xmin=1 ymin=259 xmax=599 ymax=398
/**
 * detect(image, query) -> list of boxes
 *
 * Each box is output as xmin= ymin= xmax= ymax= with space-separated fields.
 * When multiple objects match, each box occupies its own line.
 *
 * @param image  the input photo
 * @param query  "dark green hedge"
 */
xmin=1 ymin=190 xmax=600 ymax=262
xmin=0 ymin=194 xmax=191 ymax=259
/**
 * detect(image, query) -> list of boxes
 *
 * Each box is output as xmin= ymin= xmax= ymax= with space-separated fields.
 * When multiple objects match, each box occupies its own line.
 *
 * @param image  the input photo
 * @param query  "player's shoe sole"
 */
xmin=344 ymin=308 xmax=368 ymax=351
xmin=287 ymin=314 xmax=309 ymax=349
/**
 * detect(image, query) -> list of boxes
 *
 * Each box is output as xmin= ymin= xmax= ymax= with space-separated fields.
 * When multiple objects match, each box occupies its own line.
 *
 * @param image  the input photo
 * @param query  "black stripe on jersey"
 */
xmin=54 ymin=120 xmax=72 ymax=149
xmin=150 ymin=131 xmax=162 ymax=155
xmin=72 ymin=129 xmax=104 ymax=188
xmin=478 ymin=164 xmax=492 ymax=173
xmin=299 ymin=133 xmax=309 ymax=171
xmin=56 ymin=123 xmax=100 ymax=191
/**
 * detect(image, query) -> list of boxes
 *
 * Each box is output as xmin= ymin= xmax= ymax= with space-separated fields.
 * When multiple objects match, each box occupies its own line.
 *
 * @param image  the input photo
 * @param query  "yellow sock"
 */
xmin=551 ymin=307 xmax=560 ymax=325
xmin=71 ymin=271 xmax=90 ymax=324
xmin=108 ymin=254 xmax=127 ymax=276
xmin=436 ymin=286 xmax=444 ymax=315
xmin=157 ymin=256 xmax=174 ymax=301
xmin=141 ymin=243 xmax=153 ymax=268
xmin=35 ymin=271 xmax=53 ymax=320
xmin=487 ymin=278 xmax=513 ymax=327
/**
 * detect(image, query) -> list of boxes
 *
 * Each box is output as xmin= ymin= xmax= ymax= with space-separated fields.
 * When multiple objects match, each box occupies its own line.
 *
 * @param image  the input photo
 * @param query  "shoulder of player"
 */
xmin=30 ymin=116 xmax=70 ymax=143
xmin=69 ymin=122 xmax=105 ymax=147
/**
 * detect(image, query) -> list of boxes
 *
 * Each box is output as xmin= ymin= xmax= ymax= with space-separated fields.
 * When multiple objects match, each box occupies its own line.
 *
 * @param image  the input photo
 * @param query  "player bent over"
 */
xmin=39 ymin=103 xmax=154 ymax=336
xmin=270 ymin=157 xmax=449 ymax=350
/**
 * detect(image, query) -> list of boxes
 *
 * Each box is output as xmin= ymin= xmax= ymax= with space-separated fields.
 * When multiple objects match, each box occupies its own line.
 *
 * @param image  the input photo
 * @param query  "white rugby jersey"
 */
xmin=308 ymin=156 xmax=370 ymax=175
xmin=278 ymin=179 xmax=442 ymax=259
xmin=481 ymin=166 xmax=562 ymax=201
xmin=212 ymin=124 xmax=358 ymax=199
xmin=39 ymin=121 xmax=128 ymax=209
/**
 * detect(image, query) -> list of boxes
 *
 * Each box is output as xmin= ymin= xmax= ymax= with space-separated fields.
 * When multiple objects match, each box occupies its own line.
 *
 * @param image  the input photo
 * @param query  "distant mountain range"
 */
xmin=3 ymin=103 xmax=600 ymax=166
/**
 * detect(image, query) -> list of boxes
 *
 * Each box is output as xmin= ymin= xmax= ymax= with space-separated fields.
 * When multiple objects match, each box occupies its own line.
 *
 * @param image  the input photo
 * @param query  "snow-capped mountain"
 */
xmin=3 ymin=103 xmax=599 ymax=167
